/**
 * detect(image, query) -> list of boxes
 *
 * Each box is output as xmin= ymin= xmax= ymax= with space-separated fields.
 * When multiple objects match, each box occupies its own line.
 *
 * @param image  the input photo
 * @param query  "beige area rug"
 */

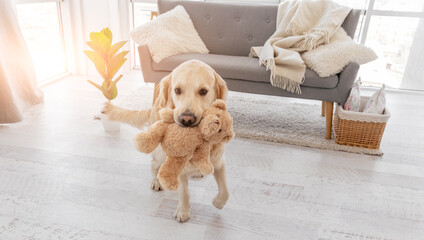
xmin=118 ymin=87 xmax=383 ymax=156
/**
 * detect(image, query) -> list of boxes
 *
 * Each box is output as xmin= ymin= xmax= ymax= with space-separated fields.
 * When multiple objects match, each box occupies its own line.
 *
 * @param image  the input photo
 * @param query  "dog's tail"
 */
xmin=101 ymin=102 xmax=151 ymax=129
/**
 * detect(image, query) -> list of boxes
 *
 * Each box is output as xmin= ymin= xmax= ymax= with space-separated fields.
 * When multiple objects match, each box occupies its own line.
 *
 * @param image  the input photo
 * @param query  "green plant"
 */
xmin=84 ymin=27 xmax=129 ymax=101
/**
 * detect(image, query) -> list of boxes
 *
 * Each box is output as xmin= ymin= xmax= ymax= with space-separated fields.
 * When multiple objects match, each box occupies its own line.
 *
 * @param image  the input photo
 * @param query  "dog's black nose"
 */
xmin=178 ymin=112 xmax=196 ymax=127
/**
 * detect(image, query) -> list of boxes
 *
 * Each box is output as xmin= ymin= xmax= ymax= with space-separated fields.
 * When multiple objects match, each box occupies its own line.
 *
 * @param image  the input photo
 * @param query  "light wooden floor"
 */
xmin=0 ymin=72 xmax=423 ymax=240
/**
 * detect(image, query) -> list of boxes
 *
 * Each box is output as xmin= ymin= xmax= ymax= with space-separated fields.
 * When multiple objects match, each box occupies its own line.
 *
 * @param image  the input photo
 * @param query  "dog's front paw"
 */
xmin=212 ymin=194 xmax=229 ymax=209
xmin=174 ymin=206 xmax=190 ymax=222
xmin=101 ymin=102 xmax=116 ymax=117
xmin=151 ymin=178 xmax=163 ymax=191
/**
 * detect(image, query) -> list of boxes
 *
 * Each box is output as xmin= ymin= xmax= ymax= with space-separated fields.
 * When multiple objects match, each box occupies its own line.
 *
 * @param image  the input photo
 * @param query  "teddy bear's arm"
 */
xmin=192 ymin=143 xmax=214 ymax=175
xmin=134 ymin=121 xmax=168 ymax=154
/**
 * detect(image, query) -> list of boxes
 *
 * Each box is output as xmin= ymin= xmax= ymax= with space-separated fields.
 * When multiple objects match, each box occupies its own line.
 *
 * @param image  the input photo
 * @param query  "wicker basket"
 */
xmin=334 ymin=96 xmax=390 ymax=149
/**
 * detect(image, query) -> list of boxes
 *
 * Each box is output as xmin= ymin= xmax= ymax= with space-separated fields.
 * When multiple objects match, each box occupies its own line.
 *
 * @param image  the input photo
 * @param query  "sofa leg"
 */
xmin=152 ymin=83 xmax=160 ymax=106
xmin=325 ymin=101 xmax=334 ymax=140
xmin=321 ymin=101 xmax=325 ymax=117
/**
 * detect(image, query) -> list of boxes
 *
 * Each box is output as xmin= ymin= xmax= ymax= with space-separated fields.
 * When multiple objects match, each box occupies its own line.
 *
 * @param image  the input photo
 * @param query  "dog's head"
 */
xmin=154 ymin=60 xmax=228 ymax=127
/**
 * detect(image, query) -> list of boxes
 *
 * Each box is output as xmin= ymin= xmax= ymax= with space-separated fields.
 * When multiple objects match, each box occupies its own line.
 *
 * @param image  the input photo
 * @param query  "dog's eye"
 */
xmin=199 ymin=89 xmax=208 ymax=96
xmin=218 ymin=129 xmax=222 ymax=133
xmin=174 ymin=88 xmax=181 ymax=95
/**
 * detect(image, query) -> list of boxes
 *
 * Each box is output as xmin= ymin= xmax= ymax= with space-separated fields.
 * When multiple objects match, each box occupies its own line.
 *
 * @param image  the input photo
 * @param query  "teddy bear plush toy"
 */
xmin=134 ymin=99 xmax=234 ymax=191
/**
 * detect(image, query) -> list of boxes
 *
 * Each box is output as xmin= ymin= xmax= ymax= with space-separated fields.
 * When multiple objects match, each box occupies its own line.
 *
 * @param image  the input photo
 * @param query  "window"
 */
xmin=330 ymin=0 xmax=424 ymax=91
xmin=358 ymin=0 xmax=424 ymax=91
xmin=15 ymin=0 xmax=67 ymax=83
xmin=130 ymin=1 xmax=158 ymax=68
xmin=360 ymin=16 xmax=420 ymax=89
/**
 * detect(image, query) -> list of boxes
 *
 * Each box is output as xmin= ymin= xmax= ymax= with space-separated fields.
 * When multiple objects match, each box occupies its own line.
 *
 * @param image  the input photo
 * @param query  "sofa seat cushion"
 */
xmin=152 ymin=54 xmax=339 ymax=89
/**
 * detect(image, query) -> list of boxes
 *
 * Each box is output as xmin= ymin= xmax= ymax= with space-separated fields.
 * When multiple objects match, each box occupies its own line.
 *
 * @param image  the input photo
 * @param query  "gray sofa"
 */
xmin=138 ymin=0 xmax=362 ymax=139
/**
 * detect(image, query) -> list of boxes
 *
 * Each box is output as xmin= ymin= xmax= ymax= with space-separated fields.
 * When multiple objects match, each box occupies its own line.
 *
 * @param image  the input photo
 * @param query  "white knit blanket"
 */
xmin=250 ymin=0 xmax=351 ymax=94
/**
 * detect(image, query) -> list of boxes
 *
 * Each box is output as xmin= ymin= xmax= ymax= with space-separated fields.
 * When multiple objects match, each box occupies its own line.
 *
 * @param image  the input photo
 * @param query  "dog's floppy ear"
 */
xmin=214 ymin=71 xmax=228 ymax=100
xmin=154 ymin=73 xmax=174 ymax=109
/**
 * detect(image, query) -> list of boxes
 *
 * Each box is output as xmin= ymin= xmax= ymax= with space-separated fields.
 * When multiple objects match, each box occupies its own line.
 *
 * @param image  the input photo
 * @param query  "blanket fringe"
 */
xmin=249 ymin=48 xmax=258 ymax=58
xmin=266 ymin=58 xmax=302 ymax=94
xmin=263 ymin=57 xmax=273 ymax=71
xmin=270 ymin=75 xmax=302 ymax=94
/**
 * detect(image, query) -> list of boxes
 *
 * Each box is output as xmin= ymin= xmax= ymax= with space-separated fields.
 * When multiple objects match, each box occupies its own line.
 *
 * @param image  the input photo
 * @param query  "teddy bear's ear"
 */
xmin=211 ymin=99 xmax=226 ymax=110
xmin=159 ymin=108 xmax=174 ymax=123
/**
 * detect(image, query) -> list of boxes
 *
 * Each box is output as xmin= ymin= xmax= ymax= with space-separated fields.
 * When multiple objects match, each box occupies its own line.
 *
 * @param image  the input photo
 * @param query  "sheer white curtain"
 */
xmin=0 ymin=0 xmax=43 ymax=123
xmin=61 ymin=0 xmax=131 ymax=76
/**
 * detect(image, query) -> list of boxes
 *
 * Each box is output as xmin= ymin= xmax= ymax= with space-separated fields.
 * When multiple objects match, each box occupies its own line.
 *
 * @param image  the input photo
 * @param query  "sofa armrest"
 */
xmin=337 ymin=62 xmax=360 ymax=105
xmin=138 ymin=45 xmax=170 ymax=83
xmin=138 ymin=45 xmax=153 ymax=82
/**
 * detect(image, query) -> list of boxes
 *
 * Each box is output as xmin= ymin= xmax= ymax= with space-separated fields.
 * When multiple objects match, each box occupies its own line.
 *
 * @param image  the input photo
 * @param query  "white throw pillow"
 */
xmin=363 ymin=84 xmax=386 ymax=114
xmin=130 ymin=5 xmax=209 ymax=63
xmin=301 ymin=28 xmax=377 ymax=78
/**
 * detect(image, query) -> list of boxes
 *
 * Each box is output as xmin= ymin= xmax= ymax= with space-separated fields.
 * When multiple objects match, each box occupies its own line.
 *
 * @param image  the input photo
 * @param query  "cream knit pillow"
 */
xmin=130 ymin=5 xmax=209 ymax=63
xmin=302 ymin=28 xmax=377 ymax=78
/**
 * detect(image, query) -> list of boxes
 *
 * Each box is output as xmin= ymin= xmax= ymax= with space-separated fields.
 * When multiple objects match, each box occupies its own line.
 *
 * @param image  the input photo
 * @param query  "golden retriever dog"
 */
xmin=102 ymin=60 xmax=229 ymax=222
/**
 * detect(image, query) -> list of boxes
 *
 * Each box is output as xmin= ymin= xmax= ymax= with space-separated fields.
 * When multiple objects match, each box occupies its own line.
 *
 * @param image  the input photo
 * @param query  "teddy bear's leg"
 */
xmin=192 ymin=143 xmax=214 ymax=175
xmin=134 ymin=121 xmax=168 ymax=154
xmin=157 ymin=156 xmax=190 ymax=191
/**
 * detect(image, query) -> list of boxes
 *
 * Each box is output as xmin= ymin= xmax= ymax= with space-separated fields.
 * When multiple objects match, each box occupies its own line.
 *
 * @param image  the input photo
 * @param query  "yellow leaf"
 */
xmin=107 ymin=51 xmax=129 ymax=80
xmin=83 ymin=50 xmax=106 ymax=80
xmin=89 ymin=31 xmax=111 ymax=54
xmin=112 ymin=74 xmax=123 ymax=85
xmin=108 ymin=41 xmax=127 ymax=58
xmin=102 ymin=81 xmax=118 ymax=100
xmin=109 ymin=50 xmax=129 ymax=65
xmin=87 ymin=41 xmax=107 ymax=59
xmin=87 ymin=80 xmax=102 ymax=92
xmin=109 ymin=85 xmax=118 ymax=100
xmin=101 ymin=27 xmax=113 ymax=42
xmin=106 ymin=80 xmax=116 ymax=92
xmin=109 ymin=58 xmax=127 ymax=82
xmin=106 ymin=75 xmax=123 ymax=92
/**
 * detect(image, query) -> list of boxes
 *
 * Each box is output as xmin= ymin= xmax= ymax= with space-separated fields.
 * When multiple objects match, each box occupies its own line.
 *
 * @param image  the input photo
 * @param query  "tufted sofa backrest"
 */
xmin=158 ymin=0 xmax=362 ymax=57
